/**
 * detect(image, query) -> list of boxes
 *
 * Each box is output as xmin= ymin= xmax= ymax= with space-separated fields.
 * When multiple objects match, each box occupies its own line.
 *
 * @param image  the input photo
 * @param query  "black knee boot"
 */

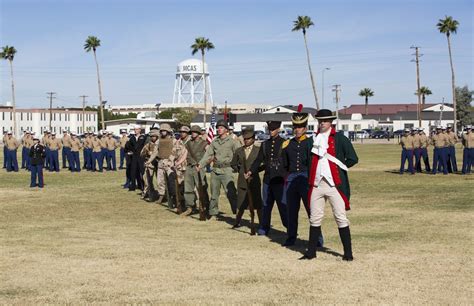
xmin=300 ymin=226 xmax=321 ymax=260
xmin=338 ymin=226 xmax=353 ymax=261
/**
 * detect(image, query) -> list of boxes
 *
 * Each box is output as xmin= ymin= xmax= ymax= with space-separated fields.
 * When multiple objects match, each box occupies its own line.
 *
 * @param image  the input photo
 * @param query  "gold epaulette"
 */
xmin=282 ymin=139 xmax=290 ymax=149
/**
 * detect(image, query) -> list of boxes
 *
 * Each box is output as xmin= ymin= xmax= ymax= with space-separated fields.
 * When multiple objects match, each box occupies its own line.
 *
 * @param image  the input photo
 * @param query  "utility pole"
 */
xmin=411 ymin=46 xmax=423 ymax=127
xmin=79 ymin=95 xmax=88 ymax=133
xmin=322 ymin=67 xmax=330 ymax=109
xmin=440 ymin=97 xmax=445 ymax=123
xmin=46 ymin=92 xmax=56 ymax=131
xmin=332 ymin=84 xmax=341 ymax=131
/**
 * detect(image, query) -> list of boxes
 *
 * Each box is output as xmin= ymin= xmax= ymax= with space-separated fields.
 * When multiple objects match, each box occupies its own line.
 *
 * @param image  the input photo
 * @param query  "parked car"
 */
xmin=371 ymin=130 xmax=390 ymax=139
xmin=393 ymin=129 xmax=404 ymax=137
xmin=255 ymin=130 xmax=270 ymax=141
xmin=279 ymin=128 xmax=293 ymax=140
xmin=355 ymin=130 xmax=370 ymax=139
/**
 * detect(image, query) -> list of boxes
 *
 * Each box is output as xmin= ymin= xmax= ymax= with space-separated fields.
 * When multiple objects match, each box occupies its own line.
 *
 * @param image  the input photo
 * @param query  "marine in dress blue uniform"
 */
xmin=29 ymin=136 xmax=46 ymax=188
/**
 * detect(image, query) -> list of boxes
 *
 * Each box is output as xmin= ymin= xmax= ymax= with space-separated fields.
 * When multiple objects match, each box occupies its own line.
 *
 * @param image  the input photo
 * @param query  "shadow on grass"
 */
xmin=215 ymin=214 xmax=343 ymax=259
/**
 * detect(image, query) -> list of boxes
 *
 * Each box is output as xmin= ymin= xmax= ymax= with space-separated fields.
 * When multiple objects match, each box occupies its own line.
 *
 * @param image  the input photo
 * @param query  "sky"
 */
xmin=0 ymin=0 xmax=472 ymax=110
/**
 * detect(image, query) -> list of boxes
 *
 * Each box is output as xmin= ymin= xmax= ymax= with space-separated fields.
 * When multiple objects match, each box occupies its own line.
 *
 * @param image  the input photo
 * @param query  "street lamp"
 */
xmin=322 ymin=68 xmax=330 ymax=109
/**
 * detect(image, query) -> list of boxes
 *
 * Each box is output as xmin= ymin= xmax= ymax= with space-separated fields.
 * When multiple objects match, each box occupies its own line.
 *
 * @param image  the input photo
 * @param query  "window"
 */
xmin=21 ymin=112 xmax=23 ymax=120
xmin=2 ymin=112 xmax=4 ymax=120
xmin=404 ymin=123 xmax=414 ymax=129
xmin=354 ymin=124 xmax=361 ymax=131
xmin=342 ymin=124 xmax=349 ymax=131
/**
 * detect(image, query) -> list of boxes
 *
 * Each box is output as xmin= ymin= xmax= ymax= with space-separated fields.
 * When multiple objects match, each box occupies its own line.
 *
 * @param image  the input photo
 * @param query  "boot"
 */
xmin=232 ymin=209 xmax=244 ymax=228
xmin=300 ymin=226 xmax=321 ymax=260
xmin=338 ymin=226 xmax=353 ymax=261
xmin=156 ymin=195 xmax=164 ymax=204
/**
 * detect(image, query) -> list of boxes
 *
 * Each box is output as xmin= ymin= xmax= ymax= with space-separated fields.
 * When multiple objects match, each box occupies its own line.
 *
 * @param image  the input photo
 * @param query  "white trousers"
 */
xmin=309 ymin=178 xmax=349 ymax=228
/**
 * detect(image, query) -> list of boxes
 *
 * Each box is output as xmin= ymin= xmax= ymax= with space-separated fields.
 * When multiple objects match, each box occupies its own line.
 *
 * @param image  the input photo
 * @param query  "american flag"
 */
xmin=206 ymin=112 xmax=216 ymax=144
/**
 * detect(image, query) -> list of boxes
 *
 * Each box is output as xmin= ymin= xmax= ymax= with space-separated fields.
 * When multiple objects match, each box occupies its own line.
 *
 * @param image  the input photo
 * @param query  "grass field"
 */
xmin=0 ymin=144 xmax=472 ymax=304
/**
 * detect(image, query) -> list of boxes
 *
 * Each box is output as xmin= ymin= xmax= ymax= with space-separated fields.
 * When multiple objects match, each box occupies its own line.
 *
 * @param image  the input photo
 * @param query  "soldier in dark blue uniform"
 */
xmin=29 ymin=136 xmax=46 ymax=188
xmin=248 ymin=120 xmax=288 ymax=236
xmin=281 ymin=109 xmax=324 ymax=247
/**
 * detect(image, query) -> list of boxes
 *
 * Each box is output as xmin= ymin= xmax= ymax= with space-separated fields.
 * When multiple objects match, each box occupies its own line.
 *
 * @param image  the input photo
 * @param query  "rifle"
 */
xmin=197 ymin=171 xmax=206 ymax=221
xmin=242 ymin=152 xmax=256 ymax=235
xmin=173 ymin=168 xmax=183 ymax=214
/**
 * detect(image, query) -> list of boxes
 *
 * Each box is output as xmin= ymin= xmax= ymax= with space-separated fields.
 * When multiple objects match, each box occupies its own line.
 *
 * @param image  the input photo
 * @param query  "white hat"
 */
xmin=436 ymin=125 xmax=442 ymax=129
xmin=129 ymin=130 xmax=136 ymax=135
xmin=404 ymin=128 xmax=410 ymax=132
xmin=134 ymin=124 xmax=142 ymax=129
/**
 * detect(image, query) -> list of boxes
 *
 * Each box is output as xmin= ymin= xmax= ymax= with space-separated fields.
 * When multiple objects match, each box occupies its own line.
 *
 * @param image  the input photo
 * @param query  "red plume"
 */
xmin=297 ymin=104 xmax=303 ymax=112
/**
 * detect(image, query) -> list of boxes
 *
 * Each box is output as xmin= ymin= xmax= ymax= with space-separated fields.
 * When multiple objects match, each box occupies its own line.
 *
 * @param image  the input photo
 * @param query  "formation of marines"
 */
xmin=2 ymin=129 xmax=122 ymax=173
xmin=399 ymin=125 xmax=473 ymax=175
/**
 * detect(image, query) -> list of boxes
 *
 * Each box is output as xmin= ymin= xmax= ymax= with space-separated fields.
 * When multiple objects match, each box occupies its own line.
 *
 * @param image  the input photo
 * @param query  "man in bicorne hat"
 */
xmin=301 ymin=109 xmax=358 ymax=261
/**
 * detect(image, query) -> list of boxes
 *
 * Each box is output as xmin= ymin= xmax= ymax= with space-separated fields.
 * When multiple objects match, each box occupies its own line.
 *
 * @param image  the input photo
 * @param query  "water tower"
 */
xmin=172 ymin=59 xmax=213 ymax=107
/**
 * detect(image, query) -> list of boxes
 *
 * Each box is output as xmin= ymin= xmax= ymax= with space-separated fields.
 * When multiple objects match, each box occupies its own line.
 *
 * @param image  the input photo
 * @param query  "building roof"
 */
xmin=264 ymin=105 xmax=317 ymax=114
xmin=339 ymin=111 xmax=454 ymax=121
xmin=0 ymin=107 xmax=95 ymax=113
xmin=342 ymin=103 xmax=451 ymax=115
xmin=192 ymin=112 xmax=314 ymax=123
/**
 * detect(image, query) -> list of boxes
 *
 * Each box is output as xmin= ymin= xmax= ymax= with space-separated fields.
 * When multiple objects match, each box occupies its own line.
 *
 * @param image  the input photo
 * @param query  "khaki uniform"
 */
xmin=70 ymin=138 xmax=82 ymax=152
xmin=420 ymin=134 xmax=429 ymax=148
xmin=447 ymin=131 xmax=458 ymax=146
xmin=61 ymin=134 xmax=71 ymax=148
xmin=5 ymin=137 xmax=20 ymax=150
xmin=41 ymin=135 xmax=51 ymax=147
xmin=141 ymin=141 xmax=159 ymax=200
xmin=48 ymin=138 xmax=62 ymax=151
xmin=463 ymin=132 xmax=474 ymax=149
xmin=184 ymin=137 xmax=209 ymax=209
xmin=120 ymin=136 xmax=128 ymax=149
xmin=400 ymin=135 xmax=415 ymax=149
xmin=431 ymin=133 xmax=448 ymax=148
xmin=91 ymin=137 xmax=102 ymax=152
xmin=100 ymin=137 xmax=107 ymax=150
xmin=231 ymin=143 xmax=262 ymax=210
xmin=199 ymin=134 xmax=241 ymax=216
xmin=106 ymin=137 xmax=118 ymax=150
xmin=412 ymin=134 xmax=421 ymax=149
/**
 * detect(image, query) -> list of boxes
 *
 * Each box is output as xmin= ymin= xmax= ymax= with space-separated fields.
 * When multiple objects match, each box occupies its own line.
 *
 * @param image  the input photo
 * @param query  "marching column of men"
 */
xmin=124 ymin=108 xmax=359 ymax=261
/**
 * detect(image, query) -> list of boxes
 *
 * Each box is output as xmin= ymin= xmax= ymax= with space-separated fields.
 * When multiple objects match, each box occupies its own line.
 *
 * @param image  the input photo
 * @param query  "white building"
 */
xmin=104 ymin=118 xmax=177 ymax=135
xmin=1 ymin=106 xmax=97 ymax=137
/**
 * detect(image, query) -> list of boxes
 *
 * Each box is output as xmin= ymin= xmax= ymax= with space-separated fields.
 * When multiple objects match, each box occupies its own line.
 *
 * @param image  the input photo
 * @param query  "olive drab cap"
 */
xmin=216 ymin=119 xmax=229 ymax=130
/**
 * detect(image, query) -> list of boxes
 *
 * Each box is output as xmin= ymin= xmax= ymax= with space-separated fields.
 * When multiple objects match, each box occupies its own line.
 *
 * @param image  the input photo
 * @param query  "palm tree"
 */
xmin=437 ymin=16 xmax=459 ymax=132
xmin=358 ymin=88 xmax=374 ymax=116
xmin=84 ymin=36 xmax=105 ymax=130
xmin=191 ymin=37 xmax=214 ymax=129
xmin=416 ymin=86 xmax=432 ymax=105
xmin=292 ymin=15 xmax=319 ymax=110
xmin=1 ymin=46 xmax=18 ymax=136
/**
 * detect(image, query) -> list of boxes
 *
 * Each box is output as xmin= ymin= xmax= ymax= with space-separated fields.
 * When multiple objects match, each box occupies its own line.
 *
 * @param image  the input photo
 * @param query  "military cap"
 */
xmin=190 ymin=125 xmax=202 ymax=133
xmin=465 ymin=125 xmax=472 ymax=130
xmin=133 ymin=124 xmax=142 ymax=129
xmin=292 ymin=112 xmax=309 ymax=126
xmin=442 ymin=126 xmax=447 ymax=130
xmin=266 ymin=120 xmax=281 ymax=131
xmin=7 ymin=131 xmax=12 ymax=134
xmin=242 ymin=127 xmax=256 ymax=139
xmin=26 ymin=131 xmax=30 ymax=134
xmin=52 ymin=133 xmax=56 ymax=136
xmin=62 ymin=130 xmax=68 ymax=133
xmin=120 ymin=129 xmax=127 ymax=134
xmin=216 ymin=119 xmax=229 ymax=130
xmin=229 ymin=126 xmax=234 ymax=130
xmin=159 ymin=123 xmax=173 ymax=133
xmin=33 ymin=136 xmax=39 ymax=141
xmin=179 ymin=126 xmax=191 ymax=133
xmin=447 ymin=126 xmax=453 ymax=129
xmin=129 ymin=130 xmax=136 ymax=135
xmin=315 ymin=109 xmax=337 ymax=120
xmin=436 ymin=125 xmax=442 ymax=129
xmin=404 ymin=128 xmax=410 ymax=132
xmin=201 ymin=127 xmax=206 ymax=131
xmin=149 ymin=129 xmax=160 ymax=137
